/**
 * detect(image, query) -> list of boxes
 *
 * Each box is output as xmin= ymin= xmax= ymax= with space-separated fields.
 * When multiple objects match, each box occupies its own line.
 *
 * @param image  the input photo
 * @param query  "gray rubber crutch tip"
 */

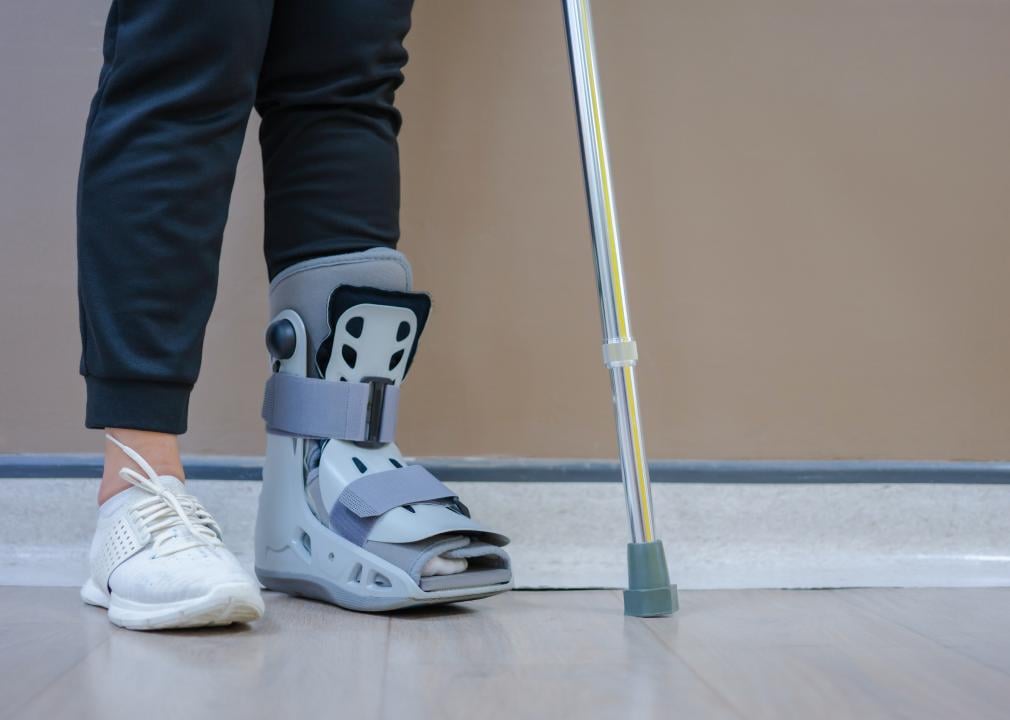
xmin=623 ymin=540 xmax=678 ymax=617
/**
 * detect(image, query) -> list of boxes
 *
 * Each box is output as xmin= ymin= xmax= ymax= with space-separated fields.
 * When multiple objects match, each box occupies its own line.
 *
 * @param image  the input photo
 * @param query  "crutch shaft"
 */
xmin=562 ymin=0 xmax=656 ymax=544
xmin=562 ymin=0 xmax=677 ymax=616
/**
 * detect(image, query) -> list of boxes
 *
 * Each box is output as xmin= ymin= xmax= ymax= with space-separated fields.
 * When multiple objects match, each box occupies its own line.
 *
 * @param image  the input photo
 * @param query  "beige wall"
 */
xmin=2 ymin=0 xmax=1010 ymax=459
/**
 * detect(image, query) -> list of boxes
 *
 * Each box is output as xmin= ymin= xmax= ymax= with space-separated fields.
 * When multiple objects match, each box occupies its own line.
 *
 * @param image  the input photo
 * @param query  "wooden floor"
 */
xmin=2 ymin=587 xmax=1009 ymax=720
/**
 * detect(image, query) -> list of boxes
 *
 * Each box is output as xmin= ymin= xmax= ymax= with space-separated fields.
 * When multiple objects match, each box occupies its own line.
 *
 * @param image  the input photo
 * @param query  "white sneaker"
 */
xmin=81 ymin=434 xmax=265 ymax=630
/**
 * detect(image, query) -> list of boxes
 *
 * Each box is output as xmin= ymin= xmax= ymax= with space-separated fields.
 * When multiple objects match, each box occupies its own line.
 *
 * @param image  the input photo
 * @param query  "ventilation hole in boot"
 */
xmin=389 ymin=458 xmax=403 ymax=468
xmin=349 ymin=563 xmax=363 ymax=583
xmin=300 ymin=531 xmax=312 ymax=555
xmin=388 ymin=349 xmax=404 ymax=371
xmin=352 ymin=457 xmax=367 ymax=473
xmin=341 ymin=344 xmax=357 ymax=368
xmin=396 ymin=321 xmax=411 ymax=341
xmin=345 ymin=316 xmax=364 ymax=338
xmin=373 ymin=573 xmax=392 ymax=588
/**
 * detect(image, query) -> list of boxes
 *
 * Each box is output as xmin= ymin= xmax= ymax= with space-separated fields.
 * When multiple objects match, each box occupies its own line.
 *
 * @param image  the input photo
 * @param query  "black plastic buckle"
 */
xmin=362 ymin=377 xmax=394 ymax=446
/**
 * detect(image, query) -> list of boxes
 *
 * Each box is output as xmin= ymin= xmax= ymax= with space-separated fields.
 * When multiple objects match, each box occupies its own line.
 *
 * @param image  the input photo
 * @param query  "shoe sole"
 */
xmin=81 ymin=579 xmax=265 ymax=631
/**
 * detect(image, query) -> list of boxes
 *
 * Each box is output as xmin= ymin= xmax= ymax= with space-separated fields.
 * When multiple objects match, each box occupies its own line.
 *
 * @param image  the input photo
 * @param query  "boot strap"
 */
xmin=262 ymin=372 xmax=399 ymax=443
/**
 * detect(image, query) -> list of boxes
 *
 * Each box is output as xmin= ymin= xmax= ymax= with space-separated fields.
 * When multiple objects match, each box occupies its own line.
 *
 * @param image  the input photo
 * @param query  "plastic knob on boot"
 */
xmin=266 ymin=319 xmax=297 ymax=360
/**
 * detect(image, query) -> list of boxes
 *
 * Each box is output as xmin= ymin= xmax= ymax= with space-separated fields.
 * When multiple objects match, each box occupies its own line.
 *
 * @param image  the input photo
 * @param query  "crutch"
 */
xmin=562 ymin=0 xmax=678 ymax=617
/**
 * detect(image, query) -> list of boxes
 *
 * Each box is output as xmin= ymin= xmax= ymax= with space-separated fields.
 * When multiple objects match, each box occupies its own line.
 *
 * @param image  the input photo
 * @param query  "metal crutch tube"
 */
xmin=562 ymin=0 xmax=677 ymax=617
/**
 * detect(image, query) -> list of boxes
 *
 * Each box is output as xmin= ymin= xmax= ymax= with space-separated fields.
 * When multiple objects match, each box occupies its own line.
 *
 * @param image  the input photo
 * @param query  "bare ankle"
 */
xmin=99 ymin=428 xmax=185 ymax=506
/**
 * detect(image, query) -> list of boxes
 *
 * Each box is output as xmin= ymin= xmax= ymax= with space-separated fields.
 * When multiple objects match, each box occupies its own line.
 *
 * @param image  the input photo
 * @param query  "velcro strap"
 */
xmin=337 ymin=465 xmax=456 ymax=518
xmin=262 ymin=373 xmax=399 ymax=442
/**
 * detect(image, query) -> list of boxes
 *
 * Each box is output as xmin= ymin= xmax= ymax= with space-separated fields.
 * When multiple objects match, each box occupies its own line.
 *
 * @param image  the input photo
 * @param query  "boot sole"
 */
xmin=256 ymin=566 xmax=512 ymax=612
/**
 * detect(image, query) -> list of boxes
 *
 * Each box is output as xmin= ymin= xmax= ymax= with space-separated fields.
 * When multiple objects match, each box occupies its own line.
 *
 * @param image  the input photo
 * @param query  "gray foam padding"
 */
xmin=366 ymin=535 xmax=511 ymax=590
xmin=365 ymin=535 xmax=471 ymax=582
xmin=269 ymin=248 xmax=412 ymax=368
xmin=419 ymin=569 xmax=512 ymax=592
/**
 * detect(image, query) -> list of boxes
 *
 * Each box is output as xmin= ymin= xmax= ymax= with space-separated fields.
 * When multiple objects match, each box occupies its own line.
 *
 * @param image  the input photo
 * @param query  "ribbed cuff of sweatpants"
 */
xmin=84 ymin=377 xmax=192 ymax=434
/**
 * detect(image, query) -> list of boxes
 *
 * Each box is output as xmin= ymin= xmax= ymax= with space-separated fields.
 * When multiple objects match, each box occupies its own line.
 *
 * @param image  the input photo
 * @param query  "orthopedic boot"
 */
xmin=254 ymin=248 xmax=512 ymax=611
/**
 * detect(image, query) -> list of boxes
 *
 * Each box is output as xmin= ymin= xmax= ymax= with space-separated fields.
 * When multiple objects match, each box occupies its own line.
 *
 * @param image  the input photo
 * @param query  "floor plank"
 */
xmin=10 ymin=593 xmax=389 ymax=720
xmin=4 ymin=587 xmax=1010 ymax=720
xmin=381 ymin=590 xmax=739 ymax=720
xmin=0 ymin=586 xmax=111 ymax=719
xmin=837 ymin=587 xmax=1010 ymax=675
xmin=647 ymin=589 xmax=1010 ymax=720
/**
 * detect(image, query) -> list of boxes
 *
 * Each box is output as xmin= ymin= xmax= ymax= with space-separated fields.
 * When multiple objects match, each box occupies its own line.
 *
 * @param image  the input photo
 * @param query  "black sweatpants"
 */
xmin=77 ymin=1 xmax=413 ymax=434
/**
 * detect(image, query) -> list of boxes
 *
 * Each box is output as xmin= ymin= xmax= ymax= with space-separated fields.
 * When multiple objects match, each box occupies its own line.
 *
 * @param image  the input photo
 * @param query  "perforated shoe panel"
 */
xmin=94 ymin=514 xmax=147 ymax=590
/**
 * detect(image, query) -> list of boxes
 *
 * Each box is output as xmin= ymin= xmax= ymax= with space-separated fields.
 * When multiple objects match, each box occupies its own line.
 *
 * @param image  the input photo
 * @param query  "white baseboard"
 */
xmin=2 ymin=478 xmax=1008 ymax=589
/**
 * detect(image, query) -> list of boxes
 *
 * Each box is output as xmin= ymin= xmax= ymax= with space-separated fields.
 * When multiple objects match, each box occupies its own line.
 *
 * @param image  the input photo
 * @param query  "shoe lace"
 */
xmin=106 ymin=434 xmax=223 ymax=556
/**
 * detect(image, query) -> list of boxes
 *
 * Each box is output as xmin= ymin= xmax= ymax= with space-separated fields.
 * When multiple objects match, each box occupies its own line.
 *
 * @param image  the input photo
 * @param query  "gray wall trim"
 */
xmin=2 ymin=454 xmax=1010 ymax=484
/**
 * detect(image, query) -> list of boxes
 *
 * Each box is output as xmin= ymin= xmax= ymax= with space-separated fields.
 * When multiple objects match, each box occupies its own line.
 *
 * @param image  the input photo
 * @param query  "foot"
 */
xmin=256 ymin=250 xmax=512 ymax=612
xmin=81 ymin=434 xmax=264 ymax=630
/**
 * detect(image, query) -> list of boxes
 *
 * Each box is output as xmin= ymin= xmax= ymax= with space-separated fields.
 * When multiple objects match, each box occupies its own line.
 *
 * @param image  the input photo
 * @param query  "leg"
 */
xmin=76 ymin=0 xmax=272 ymax=629
xmin=99 ymin=429 xmax=182 ymax=505
xmin=78 ymin=0 xmax=273 ymax=435
xmin=252 ymin=3 xmax=513 ymax=611
xmin=255 ymin=0 xmax=413 ymax=278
